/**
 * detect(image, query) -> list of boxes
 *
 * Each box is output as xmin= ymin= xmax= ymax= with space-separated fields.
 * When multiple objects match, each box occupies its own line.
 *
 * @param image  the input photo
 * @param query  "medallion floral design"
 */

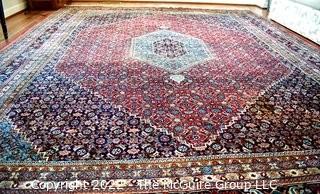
xmin=131 ymin=29 xmax=212 ymax=73
xmin=56 ymin=15 xmax=292 ymax=149
xmin=153 ymin=38 xmax=186 ymax=59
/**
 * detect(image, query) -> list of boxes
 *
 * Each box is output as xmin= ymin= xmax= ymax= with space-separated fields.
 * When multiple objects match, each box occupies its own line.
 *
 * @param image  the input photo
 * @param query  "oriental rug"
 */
xmin=0 ymin=7 xmax=319 ymax=193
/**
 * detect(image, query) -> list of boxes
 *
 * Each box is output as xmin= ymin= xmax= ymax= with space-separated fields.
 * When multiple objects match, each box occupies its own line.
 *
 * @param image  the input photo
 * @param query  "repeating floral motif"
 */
xmin=241 ymin=13 xmax=320 ymax=70
xmin=6 ymin=67 xmax=319 ymax=160
xmin=0 ymin=8 xmax=319 ymax=193
xmin=8 ymin=69 xmax=184 ymax=160
xmin=153 ymin=38 xmax=187 ymax=59
xmin=56 ymin=14 xmax=290 ymax=149
xmin=0 ymin=121 xmax=41 ymax=162
xmin=215 ymin=69 xmax=320 ymax=153
xmin=0 ymin=12 xmax=75 ymax=84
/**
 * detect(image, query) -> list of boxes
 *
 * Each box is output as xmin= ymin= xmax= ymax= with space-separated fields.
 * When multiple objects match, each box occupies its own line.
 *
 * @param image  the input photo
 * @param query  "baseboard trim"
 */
xmin=4 ymin=2 xmax=28 ymax=18
xmin=72 ymin=0 xmax=268 ymax=8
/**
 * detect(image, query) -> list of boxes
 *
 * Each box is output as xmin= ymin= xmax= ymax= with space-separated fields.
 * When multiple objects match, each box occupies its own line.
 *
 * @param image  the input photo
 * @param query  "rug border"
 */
xmin=0 ymin=149 xmax=319 ymax=166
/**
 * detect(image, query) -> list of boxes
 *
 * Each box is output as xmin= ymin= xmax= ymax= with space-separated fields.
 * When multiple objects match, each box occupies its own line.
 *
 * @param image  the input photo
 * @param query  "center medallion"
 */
xmin=130 ymin=29 xmax=213 ymax=74
xmin=153 ymin=38 xmax=187 ymax=59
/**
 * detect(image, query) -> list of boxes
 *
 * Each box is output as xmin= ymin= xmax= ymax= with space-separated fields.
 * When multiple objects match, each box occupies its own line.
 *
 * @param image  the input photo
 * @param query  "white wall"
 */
xmin=3 ymin=0 xmax=27 ymax=18
xmin=269 ymin=0 xmax=320 ymax=44
xmin=293 ymin=0 xmax=320 ymax=10
xmin=209 ymin=0 xmax=268 ymax=8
